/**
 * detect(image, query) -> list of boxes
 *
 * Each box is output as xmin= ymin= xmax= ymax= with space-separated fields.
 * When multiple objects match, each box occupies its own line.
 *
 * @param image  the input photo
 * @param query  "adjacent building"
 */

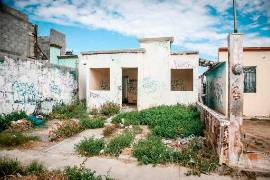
xmin=79 ymin=37 xmax=198 ymax=110
xmin=218 ymin=47 xmax=270 ymax=117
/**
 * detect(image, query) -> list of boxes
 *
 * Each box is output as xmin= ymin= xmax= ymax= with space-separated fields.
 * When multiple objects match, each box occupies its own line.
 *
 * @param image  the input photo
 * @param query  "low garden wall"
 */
xmin=0 ymin=55 xmax=78 ymax=114
xmin=197 ymin=102 xmax=229 ymax=164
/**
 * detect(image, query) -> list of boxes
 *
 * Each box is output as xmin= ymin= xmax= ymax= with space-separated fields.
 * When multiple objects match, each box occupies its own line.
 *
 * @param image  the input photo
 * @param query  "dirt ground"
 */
xmin=241 ymin=119 xmax=270 ymax=153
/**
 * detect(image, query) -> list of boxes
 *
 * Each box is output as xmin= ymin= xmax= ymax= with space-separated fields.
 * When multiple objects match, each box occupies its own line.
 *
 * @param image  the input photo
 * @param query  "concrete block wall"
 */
xmin=50 ymin=29 xmax=66 ymax=55
xmin=0 ymin=54 xmax=78 ymax=114
xmin=0 ymin=3 xmax=34 ymax=57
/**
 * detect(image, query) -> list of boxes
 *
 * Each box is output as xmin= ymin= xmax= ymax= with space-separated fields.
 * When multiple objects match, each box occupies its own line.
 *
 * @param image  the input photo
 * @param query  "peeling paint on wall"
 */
xmin=0 ymin=57 xmax=77 ymax=114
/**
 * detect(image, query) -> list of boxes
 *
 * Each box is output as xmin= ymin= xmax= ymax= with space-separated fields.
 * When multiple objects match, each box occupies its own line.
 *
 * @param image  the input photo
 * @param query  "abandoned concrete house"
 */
xmin=78 ymin=37 xmax=198 ymax=110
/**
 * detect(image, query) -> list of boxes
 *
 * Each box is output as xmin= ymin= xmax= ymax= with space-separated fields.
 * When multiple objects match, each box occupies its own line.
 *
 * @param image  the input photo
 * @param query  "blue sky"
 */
xmin=3 ymin=0 xmax=270 ymax=60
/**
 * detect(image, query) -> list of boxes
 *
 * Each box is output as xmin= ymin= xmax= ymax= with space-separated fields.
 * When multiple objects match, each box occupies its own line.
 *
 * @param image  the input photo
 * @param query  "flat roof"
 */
xmin=81 ymin=48 xmax=145 ymax=55
xmin=171 ymin=51 xmax=198 ymax=55
xmin=219 ymin=47 xmax=270 ymax=52
xmin=139 ymin=37 xmax=174 ymax=43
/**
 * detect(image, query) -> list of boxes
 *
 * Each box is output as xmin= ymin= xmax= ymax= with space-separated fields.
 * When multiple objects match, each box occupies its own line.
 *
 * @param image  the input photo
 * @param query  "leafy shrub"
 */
xmin=75 ymin=138 xmax=105 ymax=156
xmin=112 ymin=105 xmax=203 ymax=138
xmin=105 ymin=131 xmax=134 ymax=156
xmin=0 ymin=157 xmax=24 ymax=177
xmin=0 ymin=111 xmax=27 ymax=132
xmin=79 ymin=117 xmax=105 ymax=129
xmin=0 ymin=132 xmax=39 ymax=147
xmin=99 ymin=102 xmax=120 ymax=116
xmin=103 ymin=124 xmax=117 ymax=137
xmin=50 ymin=101 xmax=88 ymax=119
xmin=112 ymin=111 xmax=140 ymax=125
xmin=49 ymin=120 xmax=82 ymax=141
xmin=133 ymin=136 xmax=171 ymax=164
xmin=26 ymin=161 xmax=45 ymax=175
xmin=64 ymin=166 xmax=103 ymax=180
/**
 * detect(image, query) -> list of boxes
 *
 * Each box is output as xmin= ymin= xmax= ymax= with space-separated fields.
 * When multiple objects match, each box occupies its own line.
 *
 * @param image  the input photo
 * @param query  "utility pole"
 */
xmin=233 ymin=0 xmax=238 ymax=33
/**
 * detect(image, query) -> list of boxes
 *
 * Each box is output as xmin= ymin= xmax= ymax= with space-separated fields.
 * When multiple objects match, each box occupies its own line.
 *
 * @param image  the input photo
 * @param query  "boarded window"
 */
xmin=90 ymin=68 xmax=110 ymax=90
xmin=171 ymin=69 xmax=193 ymax=91
xmin=244 ymin=67 xmax=256 ymax=93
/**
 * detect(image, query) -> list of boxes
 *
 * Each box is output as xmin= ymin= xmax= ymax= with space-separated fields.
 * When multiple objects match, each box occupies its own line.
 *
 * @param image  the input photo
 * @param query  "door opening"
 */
xmin=122 ymin=68 xmax=138 ymax=108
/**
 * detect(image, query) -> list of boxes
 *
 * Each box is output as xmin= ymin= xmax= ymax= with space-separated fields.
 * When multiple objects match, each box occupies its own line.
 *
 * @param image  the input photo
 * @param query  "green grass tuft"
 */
xmin=0 ymin=132 xmax=39 ymax=147
xmin=105 ymin=131 xmax=134 ymax=156
xmin=26 ymin=161 xmax=45 ymax=175
xmin=79 ymin=116 xmax=105 ymax=129
xmin=75 ymin=138 xmax=105 ymax=156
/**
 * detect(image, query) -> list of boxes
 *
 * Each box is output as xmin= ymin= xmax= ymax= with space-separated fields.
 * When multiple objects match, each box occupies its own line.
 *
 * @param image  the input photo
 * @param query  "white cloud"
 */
xmin=10 ymin=0 xmax=270 ymax=58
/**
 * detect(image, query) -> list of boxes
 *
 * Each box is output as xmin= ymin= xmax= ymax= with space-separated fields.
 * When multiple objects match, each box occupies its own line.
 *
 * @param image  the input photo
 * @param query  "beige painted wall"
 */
xmin=219 ymin=50 xmax=270 ymax=117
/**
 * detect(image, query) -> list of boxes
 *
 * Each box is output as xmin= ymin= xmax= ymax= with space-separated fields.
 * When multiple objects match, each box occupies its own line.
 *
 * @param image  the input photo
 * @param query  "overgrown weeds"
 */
xmin=105 ymin=130 xmax=134 ymax=156
xmin=75 ymin=138 xmax=105 ymax=156
xmin=0 ymin=157 xmax=24 ymax=177
xmin=49 ymin=120 xmax=82 ymax=141
xmin=0 ymin=157 xmax=114 ymax=179
xmin=49 ymin=100 xmax=88 ymax=119
xmin=99 ymin=102 xmax=120 ymax=116
xmin=112 ymin=105 xmax=203 ymax=138
xmin=133 ymin=136 xmax=219 ymax=176
xmin=79 ymin=116 xmax=105 ymax=129
xmin=0 ymin=132 xmax=39 ymax=147
xmin=0 ymin=111 xmax=27 ymax=132
xmin=64 ymin=165 xmax=114 ymax=180
xmin=26 ymin=161 xmax=45 ymax=175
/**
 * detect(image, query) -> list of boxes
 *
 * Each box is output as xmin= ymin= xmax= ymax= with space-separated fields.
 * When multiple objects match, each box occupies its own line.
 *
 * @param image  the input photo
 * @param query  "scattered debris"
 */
xmin=27 ymin=115 xmax=44 ymax=126
xmin=10 ymin=119 xmax=32 ymax=131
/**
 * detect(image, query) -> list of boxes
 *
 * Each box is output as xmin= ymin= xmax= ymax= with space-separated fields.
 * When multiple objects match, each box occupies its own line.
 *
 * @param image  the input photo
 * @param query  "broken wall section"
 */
xmin=0 ymin=55 xmax=78 ymax=114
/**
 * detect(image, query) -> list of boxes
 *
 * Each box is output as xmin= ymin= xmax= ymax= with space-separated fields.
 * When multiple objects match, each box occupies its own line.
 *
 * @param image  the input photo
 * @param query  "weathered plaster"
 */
xmin=0 ymin=56 xmax=77 ymax=114
xmin=79 ymin=37 xmax=198 ymax=110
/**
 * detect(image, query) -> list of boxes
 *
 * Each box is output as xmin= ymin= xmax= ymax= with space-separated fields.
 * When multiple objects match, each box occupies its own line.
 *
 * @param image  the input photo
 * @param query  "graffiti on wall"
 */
xmin=171 ymin=79 xmax=184 ymax=91
xmin=12 ymin=81 xmax=37 ymax=104
xmin=0 ymin=57 xmax=77 ymax=114
xmin=171 ymin=59 xmax=194 ymax=69
xmin=142 ymin=77 xmax=160 ymax=94
xmin=100 ymin=80 xmax=110 ymax=90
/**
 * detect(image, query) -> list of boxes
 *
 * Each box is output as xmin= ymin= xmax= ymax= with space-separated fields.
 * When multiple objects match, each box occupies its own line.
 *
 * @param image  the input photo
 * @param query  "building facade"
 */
xmin=218 ymin=47 xmax=270 ymax=117
xmin=79 ymin=37 xmax=198 ymax=110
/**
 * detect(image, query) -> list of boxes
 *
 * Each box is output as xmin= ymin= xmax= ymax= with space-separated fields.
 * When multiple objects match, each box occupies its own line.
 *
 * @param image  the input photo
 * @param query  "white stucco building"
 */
xmin=79 ymin=37 xmax=198 ymax=110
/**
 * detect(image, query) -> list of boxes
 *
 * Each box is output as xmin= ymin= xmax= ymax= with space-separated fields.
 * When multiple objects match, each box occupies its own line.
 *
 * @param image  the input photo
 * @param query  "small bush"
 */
xmin=105 ymin=131 xmax=134 ymax=156
xmin=64 ymin=166 xmax=103 ymax=180
xmin=133 ymin=136 xmax=170 ymax=164
xmin=0 ymin=132 xmax=39 ymax=147
xmin=103 ymin=125 xmax=117 ymax=137
xmin=0 ymin=111 xmax=27 ymax=132
xmin=49 ymin=101 xmax=88 ymax=119
xmin=79 ymin=117 xmax=105 ymax=129
xmin=26 ymin=161 xmax=45 ymax=175
xmin=0 ymin=157 xmax=24 ymax=177
xmin=49 ymin=120 xmax=82 ymax=141
xmin=100 ymin=102 xmax=120 ymax=116
xmin=75 ymin=138 xmax=105 ymax=156
xmin=112 ymin=111 xmax=140 ymax=125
